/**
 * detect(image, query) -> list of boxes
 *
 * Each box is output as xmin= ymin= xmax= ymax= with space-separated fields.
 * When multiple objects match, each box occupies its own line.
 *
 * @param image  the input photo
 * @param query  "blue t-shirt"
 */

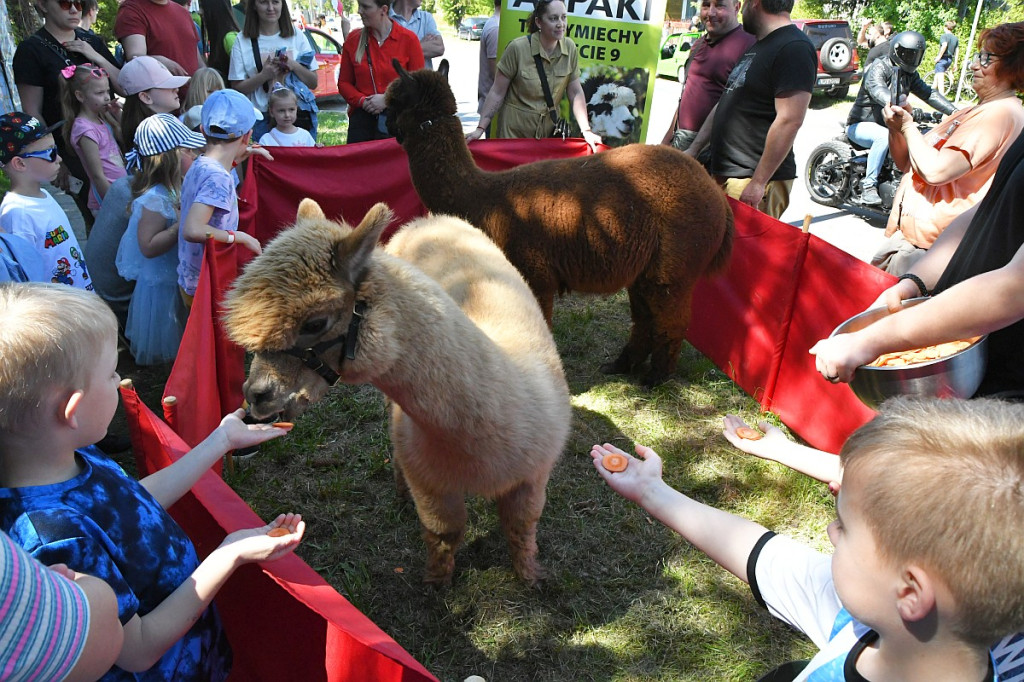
xmin=0 ymin=447 xmax=231 ymax=681
xmin=177 ymin=155 xmax=238 ymax=295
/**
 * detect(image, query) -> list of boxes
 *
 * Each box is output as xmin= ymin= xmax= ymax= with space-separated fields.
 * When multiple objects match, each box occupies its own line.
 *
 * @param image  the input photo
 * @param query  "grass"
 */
xmin=317 ymin=110 xmax=350 ymax=146
xmin=226 ymin=291 xmax=837 ymax=682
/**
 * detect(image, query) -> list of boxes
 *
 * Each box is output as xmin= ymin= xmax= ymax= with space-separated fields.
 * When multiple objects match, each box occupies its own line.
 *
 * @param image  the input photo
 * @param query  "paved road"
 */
xmin=329 ymin=33 xmax=888 ymax=263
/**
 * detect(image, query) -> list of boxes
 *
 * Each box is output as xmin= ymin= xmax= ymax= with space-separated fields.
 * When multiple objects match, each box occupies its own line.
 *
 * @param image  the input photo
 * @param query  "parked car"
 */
xmin=656 ymin=31 xmax=700 ymax=83
xmin=457 ymin=16 xmax=489 ymax=40
xmin=792 ymin=19 xmax=861 ymax=99
xmin=302 ymin=26 xmax=343 ymax=101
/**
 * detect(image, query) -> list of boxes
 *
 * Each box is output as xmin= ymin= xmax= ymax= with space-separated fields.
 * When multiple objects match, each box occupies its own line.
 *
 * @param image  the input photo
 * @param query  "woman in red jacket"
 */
xmin=337 ymin=0 xmax=424 ymax=143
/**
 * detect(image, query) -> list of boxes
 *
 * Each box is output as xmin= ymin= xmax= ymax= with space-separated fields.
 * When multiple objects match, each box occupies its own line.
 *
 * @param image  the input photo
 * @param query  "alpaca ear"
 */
xmin=334 ymin=203 xmax=393 ymax=285
xmin=394 ymin=58 xmax=414 ymax=84
xmin=437 ymin=59 xmax=449 ymax=81
xmin=297 ymin=198 xmax=326 ymax=221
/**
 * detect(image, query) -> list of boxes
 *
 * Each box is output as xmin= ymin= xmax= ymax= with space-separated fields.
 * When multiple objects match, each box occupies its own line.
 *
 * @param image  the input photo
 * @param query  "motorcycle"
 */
xmin=803 ymin=109 xmax=943 ymax=219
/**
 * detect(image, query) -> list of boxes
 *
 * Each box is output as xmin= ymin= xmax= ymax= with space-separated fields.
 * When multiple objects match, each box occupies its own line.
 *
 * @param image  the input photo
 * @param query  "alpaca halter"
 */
xmin=282 ymin=301 xmax=367 ymax=386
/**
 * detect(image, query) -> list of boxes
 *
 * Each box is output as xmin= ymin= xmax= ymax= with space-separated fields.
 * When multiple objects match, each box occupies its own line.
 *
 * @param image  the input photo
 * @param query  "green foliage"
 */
xmin=436 ymin=0 xmax=492 ymax=28
xmin=92 ymin=1 xmax=119 ymax=41
xmin=792 ymin=0 xmax=827 ymax=20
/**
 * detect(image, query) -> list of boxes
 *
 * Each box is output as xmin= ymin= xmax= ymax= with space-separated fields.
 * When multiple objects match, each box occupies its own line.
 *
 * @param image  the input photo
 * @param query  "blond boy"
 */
xmin=0 ymin=113 xmax=92 ymax=289
xmin=0 ymin=282 xmax=304 ymax=680
xmin=593 ymin=397 xmax=1024 ymax=680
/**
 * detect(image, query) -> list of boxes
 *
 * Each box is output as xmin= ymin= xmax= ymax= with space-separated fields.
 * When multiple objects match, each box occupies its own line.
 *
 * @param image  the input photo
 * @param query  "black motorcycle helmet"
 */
xmin=890 ymin=31 xmax=927 ymax=73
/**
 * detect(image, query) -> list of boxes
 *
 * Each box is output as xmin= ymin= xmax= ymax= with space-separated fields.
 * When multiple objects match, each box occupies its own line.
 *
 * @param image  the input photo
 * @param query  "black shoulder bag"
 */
xmin=530 ymin=36 xmax=571 ymax=140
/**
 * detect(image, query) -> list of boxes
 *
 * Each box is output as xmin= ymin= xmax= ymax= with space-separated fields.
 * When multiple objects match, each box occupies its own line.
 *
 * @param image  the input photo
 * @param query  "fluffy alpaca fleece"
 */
xmin=385 ymin=63 xmax=734 ymax=387
xmin=223 ymin=200 xmax=571 ymax=585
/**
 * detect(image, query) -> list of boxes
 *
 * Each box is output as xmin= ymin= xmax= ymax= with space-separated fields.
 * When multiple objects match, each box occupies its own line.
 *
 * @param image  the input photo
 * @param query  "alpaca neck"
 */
xmin=346 ymin=253 xmax=512 ymax=434
xmin=403 ymin=117 xmax=489 ymax=215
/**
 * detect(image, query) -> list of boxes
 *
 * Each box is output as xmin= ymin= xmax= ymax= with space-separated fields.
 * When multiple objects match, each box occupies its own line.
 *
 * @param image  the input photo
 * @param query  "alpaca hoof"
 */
xmin=599 ymin=359 xmax=630 ymax=376
xmin=641 ymin=371 xmax=670 ymax=388
xmin=423 ymin=564 xmax=454 ymax=587
xmin=513 ymin=557 xmax=548 ymax=587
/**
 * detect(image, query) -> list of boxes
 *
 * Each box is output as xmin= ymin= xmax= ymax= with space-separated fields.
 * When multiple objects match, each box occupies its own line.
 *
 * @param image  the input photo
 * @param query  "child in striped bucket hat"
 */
xmin=116 ymin=113 xmax=205 ymax=365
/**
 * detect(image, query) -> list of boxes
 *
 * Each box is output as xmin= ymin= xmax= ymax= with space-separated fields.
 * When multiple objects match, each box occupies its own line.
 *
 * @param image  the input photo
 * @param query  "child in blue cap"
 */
xmin=177 ymin=89 xmax=270 ymax=307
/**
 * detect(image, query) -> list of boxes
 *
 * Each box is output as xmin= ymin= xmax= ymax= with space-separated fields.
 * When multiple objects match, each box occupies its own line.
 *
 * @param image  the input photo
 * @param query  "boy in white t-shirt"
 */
xmin=0 ymin=113 xmax=92 ymax=290
xmin=259 ymin=85 xmax=316 ymax=147
xmin=592 ymin=397 xmax=1024 ymax=681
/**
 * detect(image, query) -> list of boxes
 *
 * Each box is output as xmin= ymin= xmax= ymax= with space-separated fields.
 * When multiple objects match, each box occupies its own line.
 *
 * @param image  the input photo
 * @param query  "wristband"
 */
xmin=476 ymin=125 xmax=486 ymax=131
xmin=897 ymin=273 xmax=929 ymax=297
xmin=226 ymin=230 xmax=236 ymax=244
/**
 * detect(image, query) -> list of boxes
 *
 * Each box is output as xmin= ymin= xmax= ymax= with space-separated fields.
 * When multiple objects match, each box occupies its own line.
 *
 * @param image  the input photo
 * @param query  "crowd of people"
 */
xmin=2 ymin=0 xmax=1024 ymax=678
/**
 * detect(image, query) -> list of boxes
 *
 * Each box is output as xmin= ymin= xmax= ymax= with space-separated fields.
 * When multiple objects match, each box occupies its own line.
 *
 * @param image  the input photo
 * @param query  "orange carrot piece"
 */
xmin=267 ymin=527 xmax=291 ymax=537
xmin=736 ymin=426 xmax=764 ymax=441
xmin=602 ymin=453 xmax=628 ymax=472
xmin=272 ymin=422 xmax=294 ymax=429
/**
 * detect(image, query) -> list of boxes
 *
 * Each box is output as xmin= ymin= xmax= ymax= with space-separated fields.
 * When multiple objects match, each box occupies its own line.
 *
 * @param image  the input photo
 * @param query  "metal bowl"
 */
xmin=829 ymin=297 xmax=988 ymax=409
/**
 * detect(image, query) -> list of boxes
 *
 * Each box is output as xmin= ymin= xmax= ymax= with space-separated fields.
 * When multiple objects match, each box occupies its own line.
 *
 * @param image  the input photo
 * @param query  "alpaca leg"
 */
xmin=408 ymin=486 xmax=467 ymax=586
xmin=496 ymin=478 xmax=549 ymax=586
xmin=643 ymin=284 xmax=694 ymax=387
xmin=601 ymin=286 xmax=655 ymax=376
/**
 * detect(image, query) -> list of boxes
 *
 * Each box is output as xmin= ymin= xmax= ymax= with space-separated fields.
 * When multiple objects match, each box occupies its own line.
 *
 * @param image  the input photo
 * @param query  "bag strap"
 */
xmin=530 ymin=35 xmax=559 ymax=124
xmin=251 ymin=36 xmax=271 ymax=92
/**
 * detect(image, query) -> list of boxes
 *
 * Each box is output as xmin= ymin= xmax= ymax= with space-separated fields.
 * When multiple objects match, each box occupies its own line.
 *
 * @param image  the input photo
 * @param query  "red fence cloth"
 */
xmin=688 ymin=199 xmax=897 ymax=453
xmin=120 ymin=383 xmax=438 ymax=682
xmin=163 ymin=138 xmax=595 ymax=447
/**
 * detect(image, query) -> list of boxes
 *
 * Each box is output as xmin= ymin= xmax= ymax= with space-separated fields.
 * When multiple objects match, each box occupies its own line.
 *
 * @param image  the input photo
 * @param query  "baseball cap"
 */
xmin=118 ymin=55 xmax=191 ymax=96
xmin=125 ymin=113 xmax=206 ymax=170
xmin=201 ymin=89 xmax=262 ymax=140
xmin=0 ymin=112 xmax=63 ymax=165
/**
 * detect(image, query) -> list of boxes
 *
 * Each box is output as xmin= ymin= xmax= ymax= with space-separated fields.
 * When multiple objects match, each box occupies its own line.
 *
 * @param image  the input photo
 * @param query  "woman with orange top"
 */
xmin=872 ymin=23 xmax=1024 ymax=276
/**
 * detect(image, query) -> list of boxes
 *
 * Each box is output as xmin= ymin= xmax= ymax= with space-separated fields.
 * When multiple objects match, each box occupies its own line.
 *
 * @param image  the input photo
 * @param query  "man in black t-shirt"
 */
xmin=684 ymin=0 xmax=815 ymax=219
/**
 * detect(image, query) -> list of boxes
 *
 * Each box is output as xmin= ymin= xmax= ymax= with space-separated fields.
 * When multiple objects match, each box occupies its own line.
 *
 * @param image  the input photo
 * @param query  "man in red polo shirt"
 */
xmin=660 ymin=0 xmax=754 ymax=154
xmin=115 ymin=0 xmax=203 ymax=77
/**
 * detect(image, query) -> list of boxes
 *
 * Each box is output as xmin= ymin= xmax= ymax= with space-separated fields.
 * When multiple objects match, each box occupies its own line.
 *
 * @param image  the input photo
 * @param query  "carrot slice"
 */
xmin=272 ymin=422 xmax=294 ymax=429
xmin=602 ymin=453 xmax=628 ymax=472
xmin=267 ymin=527 xmax=291 ymax=537
xmin=736 ymin=426 xmax=764 ymax=441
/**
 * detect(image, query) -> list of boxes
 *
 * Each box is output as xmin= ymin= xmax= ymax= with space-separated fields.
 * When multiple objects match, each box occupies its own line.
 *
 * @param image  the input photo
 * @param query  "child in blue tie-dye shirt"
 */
xmin=0 ymin=283 xmax=305 ymax=681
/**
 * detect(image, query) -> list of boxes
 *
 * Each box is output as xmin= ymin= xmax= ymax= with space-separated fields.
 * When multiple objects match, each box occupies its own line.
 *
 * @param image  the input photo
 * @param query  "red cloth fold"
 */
xmin=120 ymin=383 xmax=438 ymax=682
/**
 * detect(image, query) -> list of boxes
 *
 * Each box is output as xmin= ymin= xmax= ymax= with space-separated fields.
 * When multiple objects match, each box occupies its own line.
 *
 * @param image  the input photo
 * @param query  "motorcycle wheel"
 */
xmin=804 ymin=140 xmax=852 ymax=208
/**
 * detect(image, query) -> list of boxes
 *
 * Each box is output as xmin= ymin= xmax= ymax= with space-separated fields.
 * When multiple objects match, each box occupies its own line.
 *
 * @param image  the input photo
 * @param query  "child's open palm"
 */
xmin=221 ymin=513 xmax=305 ymax=563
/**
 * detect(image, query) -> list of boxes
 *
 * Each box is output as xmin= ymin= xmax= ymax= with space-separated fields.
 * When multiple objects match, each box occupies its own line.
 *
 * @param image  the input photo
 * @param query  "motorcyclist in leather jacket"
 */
xmin=846 ymin=31 xmax=955 ymax=205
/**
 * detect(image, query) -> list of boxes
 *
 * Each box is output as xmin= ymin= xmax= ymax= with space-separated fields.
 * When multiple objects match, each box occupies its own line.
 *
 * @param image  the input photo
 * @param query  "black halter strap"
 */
xmin=282 ymin=301 xmax=367 ymax=386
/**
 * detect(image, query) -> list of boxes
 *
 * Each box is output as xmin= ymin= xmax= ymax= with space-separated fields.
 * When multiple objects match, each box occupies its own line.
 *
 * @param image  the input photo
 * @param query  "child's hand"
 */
xmin=217 ymin=408 xmax=291 ymax=451
xmin=221 ymin=513 xmax=305 ymax=563
xmin=46 ymin=563 xmax=77 ymax=581
xmin=235 ymin=230 xmax=263 ymax=256
xmin=722 ymin=415 xmax=787 ymax=461
xmin=590 ymin=442 xmax=664 ymax=504
xmin=246 ymin=145 xmax=275 ymax=162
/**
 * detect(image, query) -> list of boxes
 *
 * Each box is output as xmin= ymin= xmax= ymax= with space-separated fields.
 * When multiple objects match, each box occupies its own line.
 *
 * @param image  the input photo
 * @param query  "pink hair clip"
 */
xmin=60 ymin=64 xmax=77 ymax=79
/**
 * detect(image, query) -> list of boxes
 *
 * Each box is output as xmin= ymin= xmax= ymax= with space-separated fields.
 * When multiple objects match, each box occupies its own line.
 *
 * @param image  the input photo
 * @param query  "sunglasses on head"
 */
xmin=56 ymin=0 xmax=83 ymax=10
xmin=16 ymin=145 xmax=59 ymax=163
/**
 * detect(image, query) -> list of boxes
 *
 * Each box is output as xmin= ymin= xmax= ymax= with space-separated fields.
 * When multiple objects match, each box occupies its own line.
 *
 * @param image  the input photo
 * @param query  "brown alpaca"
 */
xmin=385 ymin=62 xmax=735 ymax=387
xmin=222 ymin=200 xmax=571 ymax=586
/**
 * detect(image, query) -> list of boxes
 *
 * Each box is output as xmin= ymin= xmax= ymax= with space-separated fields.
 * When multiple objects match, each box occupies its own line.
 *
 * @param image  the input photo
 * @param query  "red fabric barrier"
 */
xmin=688 ymin=198 xmax=896 ymax=452
xmin=120 ymin=383 xmax=438 ymax=682
xmin=769 ymin=230 xmax=897 ymax=453
xmin=689 ymin=199 xmax=810 ymax=406
xmin=164 ymin=138 xmax=595 ymax=447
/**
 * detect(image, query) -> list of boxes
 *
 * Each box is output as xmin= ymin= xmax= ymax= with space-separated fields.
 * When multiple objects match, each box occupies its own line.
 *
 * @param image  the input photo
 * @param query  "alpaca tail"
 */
xmin=705 ymin=195 xmax=735 ymax=276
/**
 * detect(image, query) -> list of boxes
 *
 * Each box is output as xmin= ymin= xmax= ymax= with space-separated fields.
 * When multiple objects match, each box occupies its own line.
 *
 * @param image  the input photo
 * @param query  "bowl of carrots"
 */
xmin=829 ymin=297 xmax=988 ymax=409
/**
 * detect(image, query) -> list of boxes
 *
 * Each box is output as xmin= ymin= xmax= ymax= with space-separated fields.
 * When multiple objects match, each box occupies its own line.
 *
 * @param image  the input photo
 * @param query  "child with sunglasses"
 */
xmin=61 ymin=63 xmax=127 ymax=216
xmin=0 ymin=113 xmax=93 ymax=289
